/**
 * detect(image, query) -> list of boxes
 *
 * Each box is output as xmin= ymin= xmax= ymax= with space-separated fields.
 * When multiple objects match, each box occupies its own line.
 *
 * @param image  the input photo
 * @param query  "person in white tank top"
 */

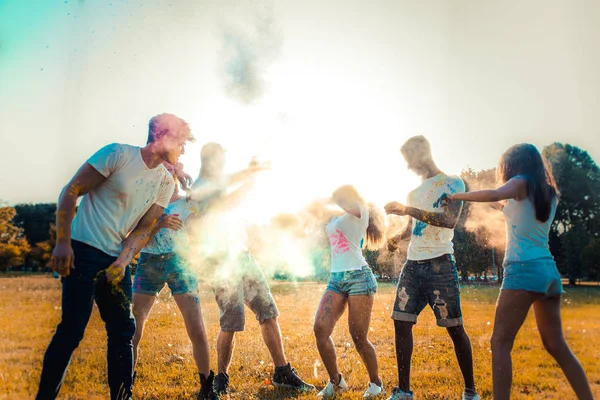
xmin=446 ymin=143 xmax=593 ymax=400
xmin=314 ymin=185 xmax=386 ymax=399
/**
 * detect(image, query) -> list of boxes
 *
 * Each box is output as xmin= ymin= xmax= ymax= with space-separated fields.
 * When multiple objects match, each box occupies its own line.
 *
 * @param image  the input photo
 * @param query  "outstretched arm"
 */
xmin=385 ymin=200 xmax=463 ymax=229
xmin=449 ymin=177 xmax=527 ymax=203
xmin=52 ymin=163 xmax=107 ymax=277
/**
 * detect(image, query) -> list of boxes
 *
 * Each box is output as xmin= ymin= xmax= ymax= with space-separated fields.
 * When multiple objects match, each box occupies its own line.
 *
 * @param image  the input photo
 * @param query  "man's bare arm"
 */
xmin=52 ymin=163 xmax=107 ymax=276
xmin=387 ymin=219 xmax=412 ymax=252
xmin=385 ymin=200 xmax=463 ymax=229
xmin=106 ymin=203 xmax=165 ymax=284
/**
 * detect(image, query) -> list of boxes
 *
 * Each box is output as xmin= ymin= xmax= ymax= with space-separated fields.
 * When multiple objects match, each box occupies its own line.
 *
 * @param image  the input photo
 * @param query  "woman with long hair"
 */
xmin=444 ymin=144 xmax=593 ymax=400
xmin=314 ymin=185 xmax=386 ymax=398
xmin=132 ymin=162 xmax=217 ymax=400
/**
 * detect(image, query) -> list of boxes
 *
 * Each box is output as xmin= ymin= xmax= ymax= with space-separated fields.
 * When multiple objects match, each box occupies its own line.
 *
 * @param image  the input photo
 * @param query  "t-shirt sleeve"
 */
xmin=87 ymin=143 xmax=126 ymax=177
xmin=449 ymin=176 xmax=466 ymax=194
xmin=155 ymin=173 xmax=175 ymax=208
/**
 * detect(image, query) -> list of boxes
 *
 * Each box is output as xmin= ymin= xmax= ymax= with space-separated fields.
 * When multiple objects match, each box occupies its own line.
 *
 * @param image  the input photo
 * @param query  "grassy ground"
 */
xmin=1 ymin=275 xmax=599 ymax=399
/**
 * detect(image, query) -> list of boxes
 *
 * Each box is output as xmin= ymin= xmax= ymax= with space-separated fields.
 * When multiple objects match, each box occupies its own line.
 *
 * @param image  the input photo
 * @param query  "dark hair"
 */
xmin=497 ymin=143 xmax=559 ymax=222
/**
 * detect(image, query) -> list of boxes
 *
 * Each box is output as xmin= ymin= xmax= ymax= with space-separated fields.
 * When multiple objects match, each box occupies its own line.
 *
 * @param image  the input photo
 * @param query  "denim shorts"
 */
xmin=326 ymin=266 xmax=378 ymax=297
xmin=212 ymin=252 xmax=279 ymax=332
xmin=392 ymin=254 xmax=463 ymax=327
xmin=502 ymin=257 xmax=564 ymax=297
xmin=133 ymin=252 xmax=199 ymax=296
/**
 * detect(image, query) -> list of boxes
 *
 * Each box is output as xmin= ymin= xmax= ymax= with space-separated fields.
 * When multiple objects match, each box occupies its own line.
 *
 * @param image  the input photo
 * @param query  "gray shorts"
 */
xmin=212 ymin=253 xmax=279 ymax=332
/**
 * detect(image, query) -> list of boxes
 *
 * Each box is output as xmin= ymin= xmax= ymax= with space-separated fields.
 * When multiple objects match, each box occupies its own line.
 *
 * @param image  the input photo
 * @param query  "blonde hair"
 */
xmin=332 ymin=185 xmax=386 ymax=250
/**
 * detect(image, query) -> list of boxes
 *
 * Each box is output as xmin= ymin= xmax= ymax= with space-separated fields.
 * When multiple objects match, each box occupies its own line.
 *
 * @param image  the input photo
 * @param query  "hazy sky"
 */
xmin=1 ymin=0 xmax=599 ymax=217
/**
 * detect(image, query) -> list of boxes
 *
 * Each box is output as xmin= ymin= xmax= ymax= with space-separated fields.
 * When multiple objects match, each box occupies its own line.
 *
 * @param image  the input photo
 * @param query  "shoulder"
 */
xmin=118 ymin=143 xmax=139 ymax=155
xmin=158 ymin=165 xmax=175 ymax=187
xmin=445 ymin=174 xmax=465 ymax=191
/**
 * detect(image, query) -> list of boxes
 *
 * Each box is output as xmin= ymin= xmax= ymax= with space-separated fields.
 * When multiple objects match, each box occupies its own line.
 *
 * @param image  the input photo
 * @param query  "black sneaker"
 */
xmin=213 ymin=372 xmax=230 ymax=396
xmin=198 ymin=371 xmax=219 ymax=400
xmin=272 ymin=363 xmax=316 ymax=392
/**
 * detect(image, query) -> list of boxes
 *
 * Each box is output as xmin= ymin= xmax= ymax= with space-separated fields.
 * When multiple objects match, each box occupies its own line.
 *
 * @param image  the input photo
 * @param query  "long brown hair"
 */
xmin=497 ymin=143 xmax=559 ymax=222
xmin=172 ymin=162 xmax=193 ymax=198
xmin=365 ymin=203 xmax=386 ymax=250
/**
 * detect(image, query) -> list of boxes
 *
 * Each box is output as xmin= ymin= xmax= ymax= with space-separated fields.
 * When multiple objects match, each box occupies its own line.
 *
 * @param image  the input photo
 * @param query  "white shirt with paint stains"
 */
xmin=326 ymin=205 xmax=369 ymax=273
xmin=71 ymin=143 xmax=175 ymax=257
xmin=406 ymin=173 xmax=465 ymax=261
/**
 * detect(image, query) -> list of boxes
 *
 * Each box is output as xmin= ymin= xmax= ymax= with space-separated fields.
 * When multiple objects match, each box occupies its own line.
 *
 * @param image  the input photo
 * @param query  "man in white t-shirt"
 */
xmin=36 ymin=114 xmax=194 ymax=400
xmin=189 ymin=143 xmax=315 ymax=397
xmin=384 ymin=136 xmax=479 ymax=400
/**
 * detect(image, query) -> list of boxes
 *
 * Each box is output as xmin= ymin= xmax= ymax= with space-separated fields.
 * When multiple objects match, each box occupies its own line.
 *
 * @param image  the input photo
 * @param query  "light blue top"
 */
xmin=502 ymin=188 xmax=557 ymax=263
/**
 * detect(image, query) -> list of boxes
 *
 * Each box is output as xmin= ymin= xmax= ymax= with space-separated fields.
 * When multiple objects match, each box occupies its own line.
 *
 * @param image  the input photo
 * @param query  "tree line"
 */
xmin=1 ymin=142 xmax=599 ymax=285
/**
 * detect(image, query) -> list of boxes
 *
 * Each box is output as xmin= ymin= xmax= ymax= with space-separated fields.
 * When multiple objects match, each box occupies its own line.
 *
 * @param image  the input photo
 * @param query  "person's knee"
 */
xmin=108 ymin=315 xmax=136 ymax=343
xmin=188 ymin=326 xmax=208 ymax=344
xmin=447 ymin=325 xmax=468 ymax=340
xmin=541 ymin=334 xmax=567 ymax=358
xmin=313 ymin=321 xmax=330 ymax=342
xmin=490 ymin=330 xmax=515 ymax=351
xmin=55 ymin=319 xmax=87 ymax=347
xmin=350 ymin=331 xmax=370 ymax=349
xmin=393 ymin=320 xmax=413 ymax=337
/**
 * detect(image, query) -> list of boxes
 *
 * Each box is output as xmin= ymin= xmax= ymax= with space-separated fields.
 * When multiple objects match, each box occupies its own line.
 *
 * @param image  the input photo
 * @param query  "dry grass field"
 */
xmin=1 ymin=275 xmax=599 ymax=399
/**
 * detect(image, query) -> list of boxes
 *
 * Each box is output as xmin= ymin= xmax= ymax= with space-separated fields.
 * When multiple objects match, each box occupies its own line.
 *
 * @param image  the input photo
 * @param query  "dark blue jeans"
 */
xmin=36 ymin=240 xmax=135 ymax=400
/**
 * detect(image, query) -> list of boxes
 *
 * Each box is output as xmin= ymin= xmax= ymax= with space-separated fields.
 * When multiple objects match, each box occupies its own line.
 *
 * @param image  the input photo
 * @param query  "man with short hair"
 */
xmin=189 ymin=143 xmax=315 ymax=398
xmin=384 ymin=136 xmax=480 ymax=400
xmin=36 ymin=114 xmax=194 ymax=400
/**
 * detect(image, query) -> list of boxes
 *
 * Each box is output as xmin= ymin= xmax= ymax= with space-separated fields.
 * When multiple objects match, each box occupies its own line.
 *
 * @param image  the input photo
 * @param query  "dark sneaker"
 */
xmin=272 ymin=363 xmax=316 ymax=392
xmin=198 ymin=371 xmax=219 ymax=400
xmin=213 ymin=372 xmax=230 ymax=396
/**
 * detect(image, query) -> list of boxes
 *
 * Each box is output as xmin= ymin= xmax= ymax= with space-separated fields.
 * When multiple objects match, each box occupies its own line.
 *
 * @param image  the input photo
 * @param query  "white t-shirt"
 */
xmin=503 ymin=181 xmax=557 ymax=263
xmin=142 ymin=197 xmax=200 ymax=255
xmin=326 ymin=205 xmax=369 ymax=272
xmin=406 ymin=173 xmax=465 ymax=261
xmin=71 ymin=143 xmax=175 ymax=256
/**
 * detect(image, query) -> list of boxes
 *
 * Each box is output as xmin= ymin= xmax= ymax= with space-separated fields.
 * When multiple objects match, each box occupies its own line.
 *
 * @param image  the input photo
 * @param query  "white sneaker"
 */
xmin=317 ymin=375 xmax=348 ymax=398
xmin=462 ymin=391 xmax=480 ymax=400
xmin=364 ymin=381 xmax=383 ymax=398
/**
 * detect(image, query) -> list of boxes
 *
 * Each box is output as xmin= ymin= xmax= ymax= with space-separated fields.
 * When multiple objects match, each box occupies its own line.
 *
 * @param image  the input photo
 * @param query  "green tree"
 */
xmin=0 ymin=207 xmax=31 ymax=271
xmin=29 ymin=224 xmax=56 ymax=271
xmin=543 ymin=143 xmax=600 ymax=284
xmin=455 ymin=168 xmax=501 ymax=282
xmin=582 ymin=239 xmax=600 ymax=282
xmin=13 ymin=203 xmax=57 ymax=244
